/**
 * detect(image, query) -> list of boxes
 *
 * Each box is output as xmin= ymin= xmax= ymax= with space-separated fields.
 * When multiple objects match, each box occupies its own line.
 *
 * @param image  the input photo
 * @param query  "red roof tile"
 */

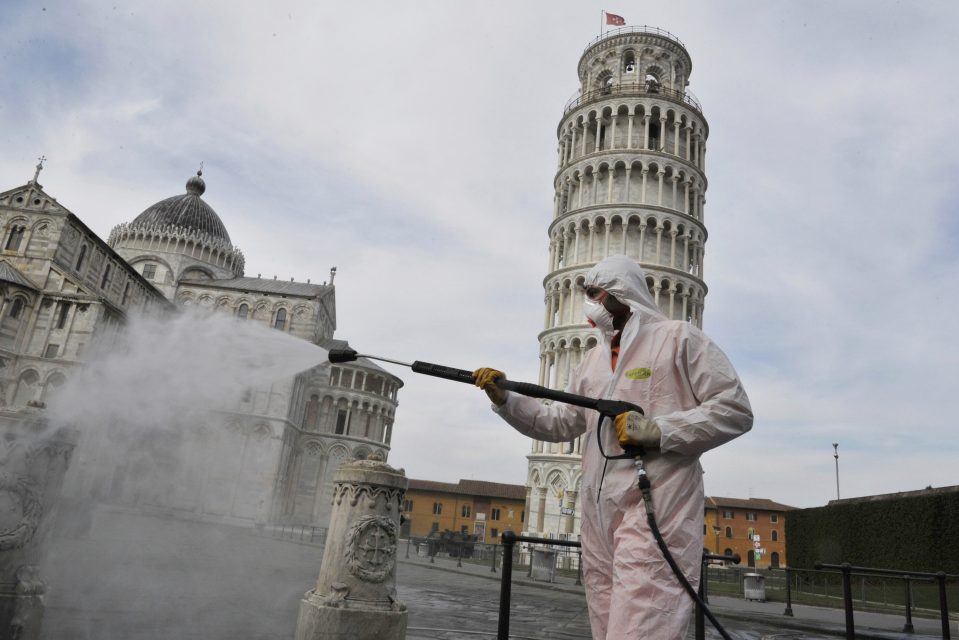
xmin=705 ymin=496 xmax=795 ymax=511
xmin=408 ymin=478 xmax=526 ymax=501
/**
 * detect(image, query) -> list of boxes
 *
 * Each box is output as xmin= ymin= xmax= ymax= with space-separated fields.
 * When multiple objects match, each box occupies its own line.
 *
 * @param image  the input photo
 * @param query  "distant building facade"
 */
xmin=0 ymin=166 xmax=402 ymax=527
xmin=402 ymin=479 xmax=526 ymax=544
xmin=703 ymin=497 xmax=794 ymax=568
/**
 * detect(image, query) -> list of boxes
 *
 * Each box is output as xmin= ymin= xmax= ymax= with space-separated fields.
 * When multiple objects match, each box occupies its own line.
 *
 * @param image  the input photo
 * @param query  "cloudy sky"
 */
xmin=3 ymin=0 xmax=958 ymax=509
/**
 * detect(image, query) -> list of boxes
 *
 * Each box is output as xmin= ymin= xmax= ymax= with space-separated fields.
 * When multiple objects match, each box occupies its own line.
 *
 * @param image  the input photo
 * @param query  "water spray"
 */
xmin=330 ymin=347 xmax=735 ymax=639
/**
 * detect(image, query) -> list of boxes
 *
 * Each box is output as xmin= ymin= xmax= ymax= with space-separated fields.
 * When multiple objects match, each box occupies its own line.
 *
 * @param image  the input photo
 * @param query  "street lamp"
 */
xmin=833 ymin=443 xmax=840 ymax=500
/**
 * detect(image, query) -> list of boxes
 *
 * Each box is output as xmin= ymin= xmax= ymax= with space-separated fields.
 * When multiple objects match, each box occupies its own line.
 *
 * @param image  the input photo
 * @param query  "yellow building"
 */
xmin=703 ymin=497 xmax=794 ymax=568
xmin=402 ymin=479 xmax=526 ymax=544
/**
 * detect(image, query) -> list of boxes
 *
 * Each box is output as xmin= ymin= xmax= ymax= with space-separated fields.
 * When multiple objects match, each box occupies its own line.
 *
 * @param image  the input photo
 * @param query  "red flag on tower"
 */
xmin=606 ymin=12 xmax=626 ymax=26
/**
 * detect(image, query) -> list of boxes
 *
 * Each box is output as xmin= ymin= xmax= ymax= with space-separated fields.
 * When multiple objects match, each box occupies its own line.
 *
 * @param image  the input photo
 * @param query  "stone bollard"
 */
xmin=0 ymin=414 xmax=77 ymax=640
xmin=294 ymin=452 xmax=408 ymax=640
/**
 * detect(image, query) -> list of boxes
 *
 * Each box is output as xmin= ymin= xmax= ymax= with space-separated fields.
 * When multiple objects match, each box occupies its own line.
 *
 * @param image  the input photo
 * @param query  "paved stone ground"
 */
xmin=399 ymin=550 xmax=951 ymax=640
xmin=400 ymin=558 xmax=790 ymax=639
xmin=39 ymin=507 xmax=951 ymax=639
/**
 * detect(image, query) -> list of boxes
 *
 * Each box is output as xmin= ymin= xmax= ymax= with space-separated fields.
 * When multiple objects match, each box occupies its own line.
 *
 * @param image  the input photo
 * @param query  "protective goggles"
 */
xmin=584 ymin=286 xmax=608 ymax=302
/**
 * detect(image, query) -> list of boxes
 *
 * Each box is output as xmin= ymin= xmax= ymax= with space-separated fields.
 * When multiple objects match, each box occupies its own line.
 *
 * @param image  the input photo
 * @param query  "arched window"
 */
xmin=8 ymin=298 xmax=25 ymax=319
xmin=4 ymin=226 xmax=25 ymax=251
xmin=595 ymin=71 xmax=613 ymax=95
xmin=771 ymin=530 xmax=779 ymax=542
xmin=335 ymin=409 xmax=349 ymax=434
xmin=14 ymin=370 xmax=40 ymax=407
xmin=237 ymin=303 xmax=249 ymax=320
xmin=649 ymin=121 xmax=661 ymax=150
xmin=56 ymin=303 xmax=70 ymax=329
xmin=100 ymin=264 xmax=112 ymax=289
xmin=75 ymin=245 xmax=88 ymax=271
xmin=44 ymin=372 xmax=67 ymax=405
xmin=273 ymin=308 xmax=287 ymax=330
xmin=724 ymin=526 xmax=732 ymax=538
xmin=644 ymin=72 xmax=661 ymax=93
xmin=305 ymin=394 xmax=319 ymax=429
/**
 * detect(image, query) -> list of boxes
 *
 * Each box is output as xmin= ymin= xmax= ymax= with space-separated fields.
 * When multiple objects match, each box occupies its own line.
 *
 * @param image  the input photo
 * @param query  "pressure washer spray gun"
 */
xmin=327 ymin=347 xmax=646 ymax=460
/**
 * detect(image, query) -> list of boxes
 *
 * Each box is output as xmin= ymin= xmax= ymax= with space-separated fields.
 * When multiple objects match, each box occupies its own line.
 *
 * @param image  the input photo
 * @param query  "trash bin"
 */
xmin=530 ymin=548 xmax=558 ymax=582
xmin=743 ymin=573 xmax=766 ymax=601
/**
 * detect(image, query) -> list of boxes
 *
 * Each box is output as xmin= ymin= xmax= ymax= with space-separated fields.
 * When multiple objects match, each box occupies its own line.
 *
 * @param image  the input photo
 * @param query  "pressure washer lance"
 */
xmin=328 ymin=347 xmax=646 ymax=440
xmin=327 ymin=347 xmax=734 ymax=640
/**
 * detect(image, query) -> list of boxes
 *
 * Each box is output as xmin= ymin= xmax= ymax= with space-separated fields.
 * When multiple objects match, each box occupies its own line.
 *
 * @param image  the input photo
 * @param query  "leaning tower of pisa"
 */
xmin=524 ymin=26 xmax=709 ymax=543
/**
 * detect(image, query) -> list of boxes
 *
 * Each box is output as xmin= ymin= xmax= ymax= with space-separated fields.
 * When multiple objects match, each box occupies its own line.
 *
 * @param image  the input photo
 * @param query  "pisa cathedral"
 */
xmin=0 ymin=166 xmax=401 ymax=527
xmin=525 ymin=26 xmax=710 ymax=543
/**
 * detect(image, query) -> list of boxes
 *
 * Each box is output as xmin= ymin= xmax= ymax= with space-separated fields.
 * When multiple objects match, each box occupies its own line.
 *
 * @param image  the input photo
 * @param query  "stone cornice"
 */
xmin=554 ymin=149 xmax=707 ymax=190
xmin=547 ymin=203 xmax=707 ymax=239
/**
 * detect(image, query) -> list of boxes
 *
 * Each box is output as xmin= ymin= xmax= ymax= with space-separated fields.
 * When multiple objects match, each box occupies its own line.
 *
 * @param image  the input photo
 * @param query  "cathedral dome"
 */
xmin=129 ymin=171 xmax=231 ymax=243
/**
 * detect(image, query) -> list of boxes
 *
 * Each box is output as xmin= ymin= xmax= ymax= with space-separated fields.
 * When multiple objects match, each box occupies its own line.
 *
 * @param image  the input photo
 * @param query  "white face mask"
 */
xmin=584 ymin=298 xmax=616 ymax=333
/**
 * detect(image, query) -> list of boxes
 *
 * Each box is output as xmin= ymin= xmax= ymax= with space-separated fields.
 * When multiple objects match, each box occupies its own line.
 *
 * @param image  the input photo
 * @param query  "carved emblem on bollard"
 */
xmin=346 ymin=516 xmax=396 ymax=583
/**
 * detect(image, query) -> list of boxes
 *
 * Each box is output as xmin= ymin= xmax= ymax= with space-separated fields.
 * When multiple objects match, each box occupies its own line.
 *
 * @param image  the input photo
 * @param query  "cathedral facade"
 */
xmin=0 ymin=166 xmax=401 ymax=527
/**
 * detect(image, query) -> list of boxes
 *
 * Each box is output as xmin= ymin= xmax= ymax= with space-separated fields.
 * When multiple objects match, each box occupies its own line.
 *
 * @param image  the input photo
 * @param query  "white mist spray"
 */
xmin=40 ymin=310 xmax=333 ymax=639
xmin=49 ymin=310 xmax=327 ymax=430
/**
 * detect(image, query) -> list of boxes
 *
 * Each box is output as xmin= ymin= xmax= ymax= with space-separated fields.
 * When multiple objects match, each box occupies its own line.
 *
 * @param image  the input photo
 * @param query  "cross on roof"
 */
xmin=32 ymin=155 xmax=46 ymax=184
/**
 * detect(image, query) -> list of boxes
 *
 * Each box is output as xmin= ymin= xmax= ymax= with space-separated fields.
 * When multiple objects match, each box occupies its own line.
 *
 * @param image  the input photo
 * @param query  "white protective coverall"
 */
xmin=492 ymin=255 xmax=753 ymax=640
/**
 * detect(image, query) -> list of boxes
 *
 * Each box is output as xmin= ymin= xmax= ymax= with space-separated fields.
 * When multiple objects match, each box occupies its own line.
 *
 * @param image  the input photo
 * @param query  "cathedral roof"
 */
xmin=129 ymin=171 xmax=231 ymax=244
xmin=178 ymin=276 xmax=331 ymax=298
xmin=0 ymin=260 xmax=38 ymax=290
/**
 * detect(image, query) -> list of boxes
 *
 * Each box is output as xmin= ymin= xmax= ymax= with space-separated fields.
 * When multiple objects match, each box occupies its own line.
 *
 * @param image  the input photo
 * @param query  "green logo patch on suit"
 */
xmin=625 ymin=367 xmax=652 ymax=380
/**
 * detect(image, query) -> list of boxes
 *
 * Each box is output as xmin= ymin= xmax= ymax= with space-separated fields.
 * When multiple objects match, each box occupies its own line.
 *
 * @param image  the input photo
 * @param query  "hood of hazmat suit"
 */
xmin=492 ymin=255 xmax=752 ymax=640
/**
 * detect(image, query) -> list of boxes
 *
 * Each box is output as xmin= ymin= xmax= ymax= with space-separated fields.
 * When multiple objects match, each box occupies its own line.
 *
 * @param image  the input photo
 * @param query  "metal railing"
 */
xmin=263 ymin=523 xmax=327 ymax=545
xmin=564 ymin=82 xmax=702 ymax=116
xmin=498 ymin=532 xmax=582 ymax=640
xmin=495 ymin=533 xmax=739 ymax=640
xmin=404 ymin=535 xmax=582 ymax=578
xmin=407 ymin=533 xmax=959 ymax=639
xmin=816 ymin=562 xmax=959 ymax=640
xmin=695 ymin=552 xmax=741 ymax=640
xmin=582 ymin=25 xmax=688 ymax=52
xmin=704 ymin=564 xmax=958 ymax=619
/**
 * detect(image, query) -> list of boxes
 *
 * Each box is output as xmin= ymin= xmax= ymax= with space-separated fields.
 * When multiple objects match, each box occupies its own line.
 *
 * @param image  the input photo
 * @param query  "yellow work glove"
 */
xmin=614 ymin=411 xmax=662 ymax=449
xmin=473 ymin=367 xmax=508 ymax=407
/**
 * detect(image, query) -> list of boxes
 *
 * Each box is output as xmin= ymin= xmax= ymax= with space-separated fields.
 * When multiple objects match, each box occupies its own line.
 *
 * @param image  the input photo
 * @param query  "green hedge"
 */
xmin=786 ymin=491 xmax=959 ymax=572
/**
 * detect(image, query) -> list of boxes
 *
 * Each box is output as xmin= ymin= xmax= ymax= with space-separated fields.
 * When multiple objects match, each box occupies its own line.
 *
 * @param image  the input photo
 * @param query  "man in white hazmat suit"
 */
xmin=474 ymin=255 xmax=753 ymax=640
